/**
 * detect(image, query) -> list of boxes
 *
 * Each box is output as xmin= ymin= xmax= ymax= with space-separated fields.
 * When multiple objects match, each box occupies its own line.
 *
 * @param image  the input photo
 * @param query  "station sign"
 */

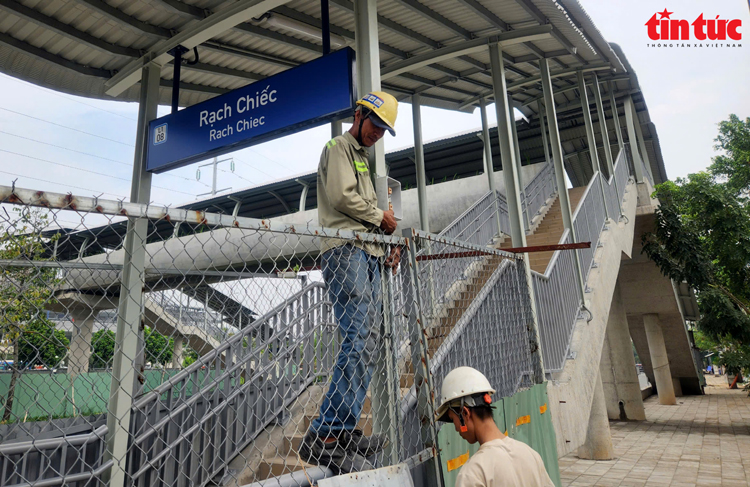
xmin=146 ymin=48 xmax=356 ymax=173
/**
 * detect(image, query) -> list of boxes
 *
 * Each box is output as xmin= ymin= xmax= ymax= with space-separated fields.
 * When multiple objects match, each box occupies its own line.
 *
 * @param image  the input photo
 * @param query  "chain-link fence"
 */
xmin=0 ymin=182 xmax=542 ymax=487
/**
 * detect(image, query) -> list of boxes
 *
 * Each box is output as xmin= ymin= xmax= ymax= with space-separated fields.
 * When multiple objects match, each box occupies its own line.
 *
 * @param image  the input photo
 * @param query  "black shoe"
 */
xmin=298 ymin=430 xmax=373 ymax=475
xmin=339 ymin=429 xmax=389 ymax=457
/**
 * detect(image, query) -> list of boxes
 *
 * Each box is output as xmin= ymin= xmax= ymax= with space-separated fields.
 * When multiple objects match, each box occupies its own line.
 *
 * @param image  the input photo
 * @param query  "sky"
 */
xmin=0 ymin=0 xmax=748 ymax=215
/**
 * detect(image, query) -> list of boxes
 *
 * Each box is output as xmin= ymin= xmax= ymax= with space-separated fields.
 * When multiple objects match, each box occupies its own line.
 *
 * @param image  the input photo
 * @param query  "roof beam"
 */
xmin=395 ymin=0 xmax=473 ymax=40
xmin=267 ymin=191 xmax=291 ymax=213
xmin=0 ymin=0 xmax=140 ymax=58
xmin=200 ymin=41 xmax=298 ymax=69
xmin=105 ymin=0 xmax=292 ymax=96
xmin=454 ymin=0 xmax=509 ymax=31
xmin=177 ymin=61 xmax=266 ymax=82
xmin=233 ymin=23 xmax=321 ymax=54
xmin=381 ymin=26 xmax=553 ymax=81
xmin=0 ymin=32 xmax=111 ymax=78
xmin=78 ymin=0 xmax=172 ymax=38
xmin=513 ymin=0 xmax=586 ymax=64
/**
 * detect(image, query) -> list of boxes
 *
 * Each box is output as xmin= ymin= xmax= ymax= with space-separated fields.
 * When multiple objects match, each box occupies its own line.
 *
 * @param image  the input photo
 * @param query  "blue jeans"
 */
xmin=311 ymin=244 xmax=381 ymax=437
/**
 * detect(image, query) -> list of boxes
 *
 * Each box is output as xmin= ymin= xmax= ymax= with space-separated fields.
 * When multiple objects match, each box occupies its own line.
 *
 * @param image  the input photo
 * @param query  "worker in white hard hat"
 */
xmin=436 ymin=367 xmax=554 ymax=487
xmin=299 ymin=91 xmax=401 ymax=474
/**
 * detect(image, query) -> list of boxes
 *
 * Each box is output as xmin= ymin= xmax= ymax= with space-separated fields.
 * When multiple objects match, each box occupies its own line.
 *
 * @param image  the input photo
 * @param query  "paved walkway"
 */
xmin=559 ymin=375 xmax=750 ymax=487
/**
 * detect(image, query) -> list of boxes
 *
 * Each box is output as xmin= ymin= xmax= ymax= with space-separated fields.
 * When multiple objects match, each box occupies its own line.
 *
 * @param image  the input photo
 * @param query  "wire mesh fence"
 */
xmin=0 ymin=183 xmax=542 ymax=487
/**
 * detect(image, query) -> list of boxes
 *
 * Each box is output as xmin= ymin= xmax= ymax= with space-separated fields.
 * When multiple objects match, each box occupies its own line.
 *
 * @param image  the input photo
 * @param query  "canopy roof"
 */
xmin=0 ymin=0 xmax=626 ymax=112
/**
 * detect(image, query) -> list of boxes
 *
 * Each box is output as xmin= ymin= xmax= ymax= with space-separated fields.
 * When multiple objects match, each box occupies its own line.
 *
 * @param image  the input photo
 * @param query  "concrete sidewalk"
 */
xmin=559 ymin=375 xmax=750 ymax=487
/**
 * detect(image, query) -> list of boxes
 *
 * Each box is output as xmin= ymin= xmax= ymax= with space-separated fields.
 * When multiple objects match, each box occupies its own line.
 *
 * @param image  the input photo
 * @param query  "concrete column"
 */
xmin=643 ymin=314 xmax=677 ymax=405
xmin=68 ymin=309 xmax=96 ymax=377
xmin=489 ymin=42 xmax=545 ymax=383
xmin=354 ymin=0 xmax=386 ymax=183
xmin=578 ymin=372 xmax=615 ymax=460
xmin=479 ymin=98 xmax=503 ymax=234
xmin=623 ymin=96 xmax=644 ymax=183
xmin=412 ymin=94 xmax=429 ymax=232
xmin=540 ymin=59 xmax=585 ymax=302
xmin=608 ymin=82 xmax=625 ymax=156
xmin=509 ymin=101 xmax=531 ymax=232
xmin=172 ymin=336 xmax=184 ymax=369
xmin=600 ymin=284 xmax=646 ymax=420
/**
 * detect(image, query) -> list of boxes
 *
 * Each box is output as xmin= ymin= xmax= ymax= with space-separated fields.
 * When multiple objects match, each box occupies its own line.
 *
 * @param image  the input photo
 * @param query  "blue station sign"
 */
xmin=146 ymin=48 xmax=356 ymax=173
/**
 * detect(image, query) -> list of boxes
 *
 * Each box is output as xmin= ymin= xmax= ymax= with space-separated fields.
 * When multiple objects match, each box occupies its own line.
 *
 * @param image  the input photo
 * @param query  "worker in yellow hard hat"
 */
xmin=299 ymin=91 xmax=400 ymax=474
xmin=437 ymin=367 xmax=555 ymax=487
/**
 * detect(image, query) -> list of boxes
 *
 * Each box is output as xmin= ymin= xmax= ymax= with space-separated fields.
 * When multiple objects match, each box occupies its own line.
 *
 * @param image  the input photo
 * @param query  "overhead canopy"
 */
xmin=0 ymin=0 xmax=625 ymax=113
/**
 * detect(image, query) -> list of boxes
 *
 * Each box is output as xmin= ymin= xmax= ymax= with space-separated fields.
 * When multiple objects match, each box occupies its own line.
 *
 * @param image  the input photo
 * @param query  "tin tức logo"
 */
xmin=645 ymin=9 xmax=742 ymax=47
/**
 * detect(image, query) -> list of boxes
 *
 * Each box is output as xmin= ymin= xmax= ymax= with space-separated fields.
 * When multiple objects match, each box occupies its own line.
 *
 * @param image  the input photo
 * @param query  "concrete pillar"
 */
xmin=354 ymin=0 xmax=385 ymax=183
xmin=600 ymin=284 xmax=646 ymax=420
xmin=412 ymin=94 xmax=429 ymax=232
xmin=489 ymin=42 xmax=545 ymax=383
xmin=672 ymin=378 xmax=683 ymax=397
xmin=172 ymin=336 xmax=184 ymax=369
xmin=623 ymin=96 xmax=644 ymax=183
xmin=68 ymin=309 xmax=96 ymax=377
xmin=578 ymin=372 xmax=615 ymax=460
xmin=540 ymin=59 xmax=585 ymax=302
xmin=643 ymin=314 xmax=677 ymax=405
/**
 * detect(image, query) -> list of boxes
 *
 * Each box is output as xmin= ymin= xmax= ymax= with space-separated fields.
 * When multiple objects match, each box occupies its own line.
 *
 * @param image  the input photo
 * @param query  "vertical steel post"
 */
xmin=591 ymin=73 xmax=614 ymax=179
xmin=577 ymin=70 xmax=609 ymax=221
xmin=631 ymin=99 xmax=655 ymax=181
xmin=537 ymin=100 xmax=553 ymax=169
xmin=509 ymin=100 xmax=531 ymax=232
xmin=380 ymin=269 xmax=401 ymax=464
xmin=321 ymin=0 xmax=331 ymax=55
xmin=479 ymin=98 xmax=503 ymax=235
xmin=489 ymin=43 xmax=545 ymax=383
xmin=608 ymin=82 xmax=625 ymax=157
xmin=540 ymin=59 xmax=586 ymax=302
xmin=404 ymin=231 xmax=443 ymax=487
xmin=354 ymin=0 xmax=386 ymax=184
xmin=105 ymin=61 xmax=161 ymax=486
xmin=623 ymin=95 xmax=644 ymax=183
xmin=592 ymin=73 xmax=622 ymax=218
xmin=412 ymin=94 xmax=429 ymax=233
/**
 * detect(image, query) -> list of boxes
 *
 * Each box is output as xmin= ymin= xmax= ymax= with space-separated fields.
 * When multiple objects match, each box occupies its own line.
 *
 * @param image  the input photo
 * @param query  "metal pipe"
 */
xmin=321 ymin=0 xmax=331 ymax=55
xmin=509 ymin=100 xmax=531 ymax=232
xmin=577 ymin=70 xmax=609 ymax=221
xmin=540 ymin=58 xmax=586 ymax=303
xmin=412 ymin=94 xmax=429 ymax=232
xmin=623 ymin=95 xmax=644 ymax=183
xmin=479 ymin=98 xmax=503 ymax=235
xmin=609 ymin=81 xmax=625 ymax=155
xmin=591 ymin=73 xmax=614 ymax=178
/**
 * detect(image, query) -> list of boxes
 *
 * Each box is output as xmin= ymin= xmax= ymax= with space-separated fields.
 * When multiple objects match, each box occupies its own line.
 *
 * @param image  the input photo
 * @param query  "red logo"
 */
xmin=646 ymin=9 xmax=742 ymax=41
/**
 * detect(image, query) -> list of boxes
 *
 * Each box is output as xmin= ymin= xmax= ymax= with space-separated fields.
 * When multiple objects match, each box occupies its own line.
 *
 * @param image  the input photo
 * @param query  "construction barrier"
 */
xmin=438 ymin=382 xmax=561 ymax=487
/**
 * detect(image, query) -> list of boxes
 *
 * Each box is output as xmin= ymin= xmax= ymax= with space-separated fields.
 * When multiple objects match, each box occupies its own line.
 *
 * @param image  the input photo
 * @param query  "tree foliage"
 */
xmin=18 ymin=319 xmax=68 ymax=368
xmin=90 ymin=329 xmax=116 ymax=369
xmin=642 ymin=115 xmax=750 ymax=346
xmin=144 ymin=326 xmax=173 ymax=366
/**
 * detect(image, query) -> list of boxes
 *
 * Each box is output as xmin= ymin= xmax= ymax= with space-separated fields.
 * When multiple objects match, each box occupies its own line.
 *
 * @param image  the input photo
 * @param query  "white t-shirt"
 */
xmin=455 ymin=437 xmax=554 ymax=487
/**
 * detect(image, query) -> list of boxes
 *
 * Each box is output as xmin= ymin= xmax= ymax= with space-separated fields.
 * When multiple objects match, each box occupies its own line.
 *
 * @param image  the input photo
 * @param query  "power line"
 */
xmin=0 ymin=107 xmax=134 ymax=147
xmin=218 ymin=168 xmax=258 ymax=186
xmin=0 ymin=73 xmax=138 ymax=121
xmin=0 ymin=149 xmax=196 ymax=196
xmin=0 ymin=170 xmax=127 ymax=199
xmin=0 ymin=130 xmax=211 ymax=188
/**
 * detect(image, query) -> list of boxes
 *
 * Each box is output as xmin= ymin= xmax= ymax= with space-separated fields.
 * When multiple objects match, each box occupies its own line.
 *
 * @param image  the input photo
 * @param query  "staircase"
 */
xmin=501 ymin=187 xmax=587 ymax=273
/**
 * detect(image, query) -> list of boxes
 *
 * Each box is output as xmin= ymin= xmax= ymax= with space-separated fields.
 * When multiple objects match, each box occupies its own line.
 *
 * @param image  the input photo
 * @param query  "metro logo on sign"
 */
xmin=646 ymin=9 xmax=742 ymax=41
xmin=146 ymin=48 xmax=356 ymax=173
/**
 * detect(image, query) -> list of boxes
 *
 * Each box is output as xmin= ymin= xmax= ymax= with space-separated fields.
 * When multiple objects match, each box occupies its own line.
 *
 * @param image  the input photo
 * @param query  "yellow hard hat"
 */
xmin=356 ymin=91 xmax=398 ymax=136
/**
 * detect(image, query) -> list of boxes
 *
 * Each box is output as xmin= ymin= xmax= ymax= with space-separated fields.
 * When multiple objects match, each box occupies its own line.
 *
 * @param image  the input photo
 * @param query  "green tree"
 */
xmin=18 ymin=319 xmax=68 ymax=368
xmin=90 ymin=329 xmax=116 ymax=369
xmin=0 ymin=207 xmax=62 ymax=421
xmin=144 ymin=326 xmax=173 ymax=366
xmin=182 ymin=347 xmax=199 ymax=368
xmin=642 ymin=114 xmax=750 ymax=349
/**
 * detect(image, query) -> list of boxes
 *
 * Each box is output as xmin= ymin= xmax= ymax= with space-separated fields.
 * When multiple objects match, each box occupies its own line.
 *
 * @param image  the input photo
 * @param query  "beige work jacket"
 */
xmin=317 ymin=131 xmax=385 ymax=257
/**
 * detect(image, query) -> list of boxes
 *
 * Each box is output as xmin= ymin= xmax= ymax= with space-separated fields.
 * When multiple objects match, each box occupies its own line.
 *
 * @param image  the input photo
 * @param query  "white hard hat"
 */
xmin=435 ymin=367 xmax=496 ymax=422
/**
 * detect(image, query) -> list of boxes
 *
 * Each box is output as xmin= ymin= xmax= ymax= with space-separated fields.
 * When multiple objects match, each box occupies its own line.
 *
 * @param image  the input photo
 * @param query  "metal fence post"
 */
xmin=577 ymin=70 xmax=610 ymax=223
xmin=104 ymin=60 xmax=161 ymax=486
xmin=403 ymin=230 xmax=443 ymax=487
xmin=370 ymin=263 xmax=401 ymax=465
xmin=479 ymin=98 xmax=503 ymax=235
